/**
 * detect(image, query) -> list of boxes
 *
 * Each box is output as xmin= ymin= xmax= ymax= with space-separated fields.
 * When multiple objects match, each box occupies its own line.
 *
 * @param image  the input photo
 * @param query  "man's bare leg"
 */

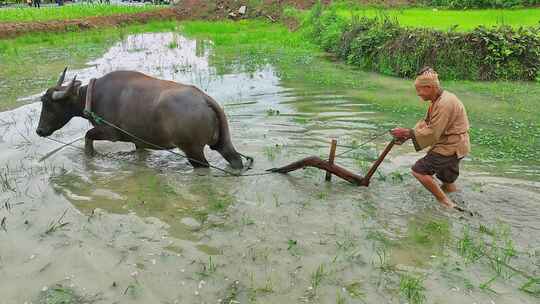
xmin=412 ymin=170 xmax=456 ymax=208
xmin=441 ymin=183 xmax=457 ymax=193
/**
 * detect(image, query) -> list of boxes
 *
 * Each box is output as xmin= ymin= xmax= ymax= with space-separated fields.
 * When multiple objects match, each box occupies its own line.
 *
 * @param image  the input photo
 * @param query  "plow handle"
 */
xmin=359 ymin=139 xmax=396 ymax=186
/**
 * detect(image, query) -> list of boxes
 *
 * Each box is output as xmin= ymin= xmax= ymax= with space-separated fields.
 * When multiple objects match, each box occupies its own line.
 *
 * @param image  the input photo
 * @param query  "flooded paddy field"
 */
xmin=0 ymin=25 xmax=539 ymax=303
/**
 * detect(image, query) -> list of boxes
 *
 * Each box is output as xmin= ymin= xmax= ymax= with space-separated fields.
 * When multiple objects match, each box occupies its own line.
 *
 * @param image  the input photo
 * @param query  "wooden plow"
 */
xmin=268 ymin=139 xmax=396 ymax=187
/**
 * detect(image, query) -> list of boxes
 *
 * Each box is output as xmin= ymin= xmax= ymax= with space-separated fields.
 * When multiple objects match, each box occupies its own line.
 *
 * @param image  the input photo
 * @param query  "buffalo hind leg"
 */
xmin=85 ymin=126 xmax=119 ymax=156
xmin=216 ymin=145 xmax=243 ymax=170
xmin=182 ymin=145 xmax=209 ymax=168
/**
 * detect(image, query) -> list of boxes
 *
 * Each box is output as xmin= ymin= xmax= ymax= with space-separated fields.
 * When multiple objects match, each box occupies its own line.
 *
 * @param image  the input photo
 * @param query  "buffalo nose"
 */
xmin=36 ymin=128 xmax=45 ymax=137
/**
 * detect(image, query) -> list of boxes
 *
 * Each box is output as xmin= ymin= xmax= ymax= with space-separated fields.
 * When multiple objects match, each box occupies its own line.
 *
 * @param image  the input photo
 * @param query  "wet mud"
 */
xmin=0 ymin=32 xmax=539 ymax=303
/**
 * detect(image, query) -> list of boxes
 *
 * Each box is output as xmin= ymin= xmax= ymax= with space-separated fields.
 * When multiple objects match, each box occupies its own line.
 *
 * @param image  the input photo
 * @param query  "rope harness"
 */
xmin=45 ymin=127 xmax=389 ymax=178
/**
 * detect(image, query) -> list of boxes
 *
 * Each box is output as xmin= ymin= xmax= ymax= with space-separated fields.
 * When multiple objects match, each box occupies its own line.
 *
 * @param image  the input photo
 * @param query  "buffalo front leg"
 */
xmin=85 ymin=127 xmax=118 ymax=156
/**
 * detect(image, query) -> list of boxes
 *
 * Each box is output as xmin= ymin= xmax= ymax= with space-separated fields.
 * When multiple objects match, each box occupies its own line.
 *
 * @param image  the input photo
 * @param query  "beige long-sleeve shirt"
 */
xmin=411 ymin=90 xmax=471 ymax=158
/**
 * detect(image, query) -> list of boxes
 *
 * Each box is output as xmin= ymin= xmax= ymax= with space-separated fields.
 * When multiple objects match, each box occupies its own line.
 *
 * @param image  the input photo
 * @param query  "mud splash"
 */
xmin=0 ymin=32 xmax=539 ymax=303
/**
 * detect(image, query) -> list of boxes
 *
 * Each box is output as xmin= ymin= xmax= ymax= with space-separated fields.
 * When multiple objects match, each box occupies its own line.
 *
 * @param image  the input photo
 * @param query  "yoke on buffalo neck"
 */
xmin=82 ymin=78 xmax=97 ymax=119
xmin=66 ymin=80 xmax=94 ymax=120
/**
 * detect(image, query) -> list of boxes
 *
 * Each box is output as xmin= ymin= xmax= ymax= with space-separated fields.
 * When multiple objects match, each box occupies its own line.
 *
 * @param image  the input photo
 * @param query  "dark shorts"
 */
xmin=412 ymin=151 xmax=461 ymax=183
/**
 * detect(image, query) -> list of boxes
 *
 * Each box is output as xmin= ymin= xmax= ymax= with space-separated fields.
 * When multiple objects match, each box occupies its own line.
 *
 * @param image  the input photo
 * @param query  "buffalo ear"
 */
xmin=71 ymin=80 xmax=82 ymax=90
xmin=51 ymin=75 xmax=79 ymax=101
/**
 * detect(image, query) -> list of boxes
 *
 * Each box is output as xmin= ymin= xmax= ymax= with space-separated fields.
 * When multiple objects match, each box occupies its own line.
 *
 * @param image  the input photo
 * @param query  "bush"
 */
xmin=304 ymin=6 xmax=540 ymax=81
xmin=302 ymin=2 xmax=349 ymax=53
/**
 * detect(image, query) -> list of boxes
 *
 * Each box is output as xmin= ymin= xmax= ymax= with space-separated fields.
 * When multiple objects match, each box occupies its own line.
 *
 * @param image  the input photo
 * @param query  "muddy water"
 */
xmin=0 ymin=32 xmax=539 ymax=303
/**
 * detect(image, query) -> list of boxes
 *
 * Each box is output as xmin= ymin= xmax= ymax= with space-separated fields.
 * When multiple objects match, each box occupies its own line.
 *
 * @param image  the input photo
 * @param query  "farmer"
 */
xmin=390 ymin=67 xmax=470 ymax=209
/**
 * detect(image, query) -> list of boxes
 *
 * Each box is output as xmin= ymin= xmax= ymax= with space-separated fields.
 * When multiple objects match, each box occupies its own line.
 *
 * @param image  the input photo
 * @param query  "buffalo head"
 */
xmin=36 ymin=67 xmax=82 ymax=137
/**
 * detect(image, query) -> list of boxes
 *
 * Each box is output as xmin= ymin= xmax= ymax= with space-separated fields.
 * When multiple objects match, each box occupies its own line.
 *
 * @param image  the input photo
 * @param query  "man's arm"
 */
xmin=411 ymin=105 xmax=452 ymax=151
xmin=391 ymin=103 xmax=453 ymax=150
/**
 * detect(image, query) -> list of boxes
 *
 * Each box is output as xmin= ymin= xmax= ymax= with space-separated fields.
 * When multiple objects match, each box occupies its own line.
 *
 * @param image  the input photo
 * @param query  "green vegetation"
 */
xmin=196 ymin=256 xmax=218 ymax=278
xmin=37 ymin=284 xmax=100 ymax=304
xmin=299 ymin=2 xmax=540 ymax=81
xmin=0 ymin=20 xmax=178 ymax=111
xmin=289 ymin=1 xmax=540 ymax=31
xmin=520 ymin=278 xmax=540 ymax=296
xmin=457 ymin=223 xmax=518 ymax=277
xmin=0 ymin=4 xmax=164 ymax=22
xmin=287 ymin=239 xmax=301 ymax=256
xmin=408 ymin=219 xmax=450 ymax=247
xmin=454 ymin=223 xmax=539 ymax=296
xmin=39 ymin=286 xmax=78 ymax=304
xmin=189 ymin=179 xmax=235 ymax=223
xmin=44 ymin=209 xmax=69 ymax=235
xmin=331 ymin=7 xmax=540 ymax=31
xmin=310 ymin=263 xmax=327 ymax=291
xmin=399 ymin=274 xmax=426 ymax=304
xmin=179 ymin=20 xmax=317 ymax=70
xmin=422 ymin=0 xmax=540 ymax=9
xmin=263 ymin=144 xmax=283 ymax=161
xmin=344 ymin=281 xmax=365 ymax=299
xmin=365 ymin=216 xmax=539 ymax=298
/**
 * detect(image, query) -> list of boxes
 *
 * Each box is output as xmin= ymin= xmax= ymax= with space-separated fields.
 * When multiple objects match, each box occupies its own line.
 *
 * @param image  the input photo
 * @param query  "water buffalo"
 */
xmin=36 ymin=68 xmax=244 ymax=169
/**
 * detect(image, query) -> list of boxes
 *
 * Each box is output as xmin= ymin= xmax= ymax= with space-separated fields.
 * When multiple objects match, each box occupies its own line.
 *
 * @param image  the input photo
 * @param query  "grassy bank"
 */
xmin=422 ymin=0 xmax=540 ymax=9
xmin=0 ymin=3 xmax=165 ymax=22
xmin=333 ymin=7 xmax=540 ymax=31
xmin=291 ymin=3 xmax=540 ymax=81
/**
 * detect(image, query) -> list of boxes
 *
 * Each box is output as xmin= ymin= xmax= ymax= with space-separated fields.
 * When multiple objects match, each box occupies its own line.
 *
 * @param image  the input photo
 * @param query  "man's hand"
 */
xmin=390 ymin=128 xmax=412 ymax=140
xmin=394 ymin=138 xmax=408 ymax=145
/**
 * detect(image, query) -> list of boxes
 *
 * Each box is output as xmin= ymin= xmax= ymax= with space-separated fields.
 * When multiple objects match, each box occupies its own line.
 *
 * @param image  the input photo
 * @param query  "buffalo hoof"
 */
xmin=85 ymin=148 xmax=95 ymax=157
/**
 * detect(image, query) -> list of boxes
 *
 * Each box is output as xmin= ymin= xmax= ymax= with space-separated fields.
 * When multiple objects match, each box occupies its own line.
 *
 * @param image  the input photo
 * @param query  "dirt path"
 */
xmin=0 ymin=1 xmax=416 ymax=39
xmin=0 ymin=8 xmax=189 ymax=39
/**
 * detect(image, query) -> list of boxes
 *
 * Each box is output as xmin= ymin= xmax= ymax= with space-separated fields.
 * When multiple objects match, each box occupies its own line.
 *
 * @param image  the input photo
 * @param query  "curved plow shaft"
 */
xmin=268 ymin=140 xmax=396 ymax=187
xmin=268 ymin=156 xmax=368 ymax=186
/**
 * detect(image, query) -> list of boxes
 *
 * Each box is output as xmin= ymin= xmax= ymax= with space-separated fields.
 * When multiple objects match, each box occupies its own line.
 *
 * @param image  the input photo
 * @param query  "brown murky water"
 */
xmin=0 ymin=33 xmax=539 ymax=303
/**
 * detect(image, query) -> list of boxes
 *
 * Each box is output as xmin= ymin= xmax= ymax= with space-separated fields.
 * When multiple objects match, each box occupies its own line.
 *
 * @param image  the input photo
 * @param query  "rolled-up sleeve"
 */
xmin=411 ymin=104 xmax=452 ymax=152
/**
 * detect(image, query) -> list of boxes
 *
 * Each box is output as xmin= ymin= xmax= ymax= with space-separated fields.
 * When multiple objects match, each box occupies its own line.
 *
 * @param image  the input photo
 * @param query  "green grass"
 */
xmin=37 ymin=284 xmax=99 ymax=304
xmin=310 ymin=264 xmax=327 ymax=290
xmin=196 ymin=256 xmax=218 ymax=278
xmin=288 ymin=4 xmax=540 ymax=31
xmin=334 ymin=7 xmax=540 ymax=31
xmin=0 ymin=3 xmax=165 ymax=22
xmin=180 ymin=20 xmax=313 ymax=51
xmin=454 ymin=223 xmax=539 ymax=294
xmin=399 ymin=274 xmax=426 ymax=304
xmin=408 ymin=219 xmax=450 ymax=247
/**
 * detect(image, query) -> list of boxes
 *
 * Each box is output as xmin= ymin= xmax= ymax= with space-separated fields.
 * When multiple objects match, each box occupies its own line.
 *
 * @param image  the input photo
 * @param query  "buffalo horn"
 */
xmin=56 ymin=67 xmax=68 ymax=86
xmin=52 ymin=75 xmax=77 ymax=101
